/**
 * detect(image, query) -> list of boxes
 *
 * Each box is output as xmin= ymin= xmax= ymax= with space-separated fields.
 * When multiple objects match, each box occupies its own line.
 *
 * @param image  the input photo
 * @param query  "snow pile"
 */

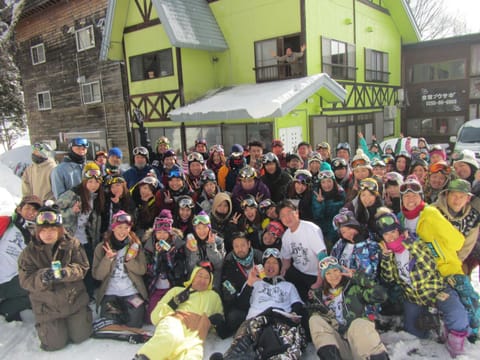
xmin=1 ymin=148 xmax=480 ymax=359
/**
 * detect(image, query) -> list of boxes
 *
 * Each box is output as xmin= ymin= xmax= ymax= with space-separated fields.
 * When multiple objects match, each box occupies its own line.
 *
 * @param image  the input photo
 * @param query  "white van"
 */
xmin=450 ymin=119 xmax=480 ymax=161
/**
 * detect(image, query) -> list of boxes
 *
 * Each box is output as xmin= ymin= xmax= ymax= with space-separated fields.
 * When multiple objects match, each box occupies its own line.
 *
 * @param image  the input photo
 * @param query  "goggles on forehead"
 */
xmin=193 ymin=214 xmax=210 ymax=226
xmin=336 ymin=142 xmax=350 ymax=151
xmin=399 ymin=181 xmax=422 ymax=195
xmin=376 ymin=214 xmax=398 ymax=230
xmin=140 ymin=176 xmax=158 ymax=186
xmin=332 ymin=158 xmax=347 ymax=168
xmin=195 ymin=138 xmax=207 ymax=146
xmin=209 ymin=144 xmax=224 ymax=154
xmin=352 ymin=158 xmax=368 ymax=169
xmin=262 ymin=247 xmax=281 ymax=260
xmin=106 ymin=176 xmax=126 ymax=185
xmin=112 ymin=212 xmax=132 ymax=225
xmin=36 ymin=211 xmax=62 ymax=226
xmin=241 ymin=197 xmax=258 ymax=210
xmin=333 ymin=212 xmax=350 ymax=228
xmin=178 ymin=197 xmax=195 ymax=209
xmin=84 ymin=169 xmax=103 ymax=181
xmin=168 ymin=169 xmax=184 ymax=179
xmin=359 ymin=179 xmax=378 ymax=192
xmin=429 ymin=162 xmax=451 ymax=175
xmin=262 ymin=152 xmax=277 ymax=164
xmin=317 ymin=142 xmax=329 ymax=149
xmin=187 ymin=152 xmax=204 ymax=163
xmin=318 ymin=170 xmax=335 ymax=180
xmin=133 ymin=146 xmax=149 ymax=156
xmin=200 ymin=170 xmax=216 ymax=183
xmin=32 ymin=143 xmax=52 ymax=152
xmin=318 ymin=256 xmax=339 ymax=271
xmin=197 ymin=260 xmax=213 ymax=272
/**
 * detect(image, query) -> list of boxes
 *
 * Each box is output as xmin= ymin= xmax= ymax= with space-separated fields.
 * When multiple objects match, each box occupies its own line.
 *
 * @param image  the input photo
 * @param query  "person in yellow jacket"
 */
xmin=135 ymin=261 xmax=226 ymax=360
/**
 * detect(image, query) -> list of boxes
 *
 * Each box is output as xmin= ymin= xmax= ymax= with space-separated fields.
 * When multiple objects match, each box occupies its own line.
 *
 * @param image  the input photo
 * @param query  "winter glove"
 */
xmin=167 ymin=287 xmax=191 ymax=310
xmin=208 ymin=313 xmax=230 ymax=339
xmin=41 ymin=269 xmax=56 ymax=284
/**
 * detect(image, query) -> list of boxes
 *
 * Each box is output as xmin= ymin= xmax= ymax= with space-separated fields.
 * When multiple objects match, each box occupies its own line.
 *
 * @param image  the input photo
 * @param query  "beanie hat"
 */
xmin=453 ymin=149 xmax=479 ymax=170
xmin=375 ymin=210 xmax=402 ymax=236
xmin=429 ymin=145 xmax=446 ymax=161
xmin=265 ymin=221 xmax=285 ymax=239
xmin=318 ymin=254 xmax=343 ymax=279
xmin=352 ymin=149 xmax=372 ymax=170
xmin=108 ymin=147 xmax=123 ymax=159
xmin=154 ymin=209 xmax=174 ymax=233
xmin=111 ymin=210 xmax=133 ymax=229
xmin=320 ymin=161 xmax=332 ymax=172
xmin=231 ymin=144 xmax=244 ymax=154
xmin=333 ymin=209 xmax=362 ymax=232
xmin=192 ymin=211 xmax=211 ymax=228
xmin=82 ymin=162 xmax=102 ymax=180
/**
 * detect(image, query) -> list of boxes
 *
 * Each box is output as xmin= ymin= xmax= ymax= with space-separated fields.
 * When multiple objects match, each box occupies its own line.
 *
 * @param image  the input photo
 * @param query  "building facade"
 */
xmin=402 ymin=33 xmax=480 ymax=145
xmin=15 ymin=0 xmax=131 ymax=161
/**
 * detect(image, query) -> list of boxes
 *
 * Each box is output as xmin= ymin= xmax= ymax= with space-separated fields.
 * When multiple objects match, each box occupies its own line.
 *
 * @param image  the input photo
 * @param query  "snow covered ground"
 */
xmin=1 ymin=149 xmax=480 ymax=359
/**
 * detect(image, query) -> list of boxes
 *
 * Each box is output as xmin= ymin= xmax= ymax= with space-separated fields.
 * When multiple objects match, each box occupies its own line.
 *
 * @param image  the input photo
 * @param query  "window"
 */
xmin=75 ymin=25 xmax=95 ymax=52
xmin=471 ymin=44 xmax=480 ymax=75
xmin=31 ymin=43 xmax=45 ymax=65
xmin=37 ymin=91 xmax=51 ymax=110
xmin=322 ymin=37 xmax=356 ymax=80
xmin=410 ymin=60 xmax=465 ymax=83
xmin=365 ymin=49 xmax=389 ymax=82
xmin=81 ymin=81 xmax=102 ymax=104
xmin=129 ymin=49 xmax=174 ymax=82
xmin=406 ymin=116 xmax=464 ymax=137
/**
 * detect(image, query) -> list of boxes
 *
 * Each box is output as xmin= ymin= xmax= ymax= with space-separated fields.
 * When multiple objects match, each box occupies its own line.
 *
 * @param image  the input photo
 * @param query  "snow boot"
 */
xmin=370 ymin=351 xmax=390 ymax=360
xmin=223 ymin=335 xmax=255 ymax=360
xmin=316 ymin=344 xmax=341 ymax=360
xmin=209 ymin=353 xmax=223 ymax=360
xmin=446 ymin=329 xmax=467 ymax=357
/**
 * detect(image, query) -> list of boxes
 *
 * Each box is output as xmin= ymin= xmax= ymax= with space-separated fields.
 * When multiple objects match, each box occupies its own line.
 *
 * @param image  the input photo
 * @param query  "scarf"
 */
xmin=385 ymin=234 xmax=406 ymax=254
xmin=110 ymin=235 xmax=129 ymax=251
xmin=68 ymin=150 xmax=86 ymax=164
xmin=402 ymin=201 xmax=426 ymax=220
xmin=232 ymin=248 xmax=254 ymax=268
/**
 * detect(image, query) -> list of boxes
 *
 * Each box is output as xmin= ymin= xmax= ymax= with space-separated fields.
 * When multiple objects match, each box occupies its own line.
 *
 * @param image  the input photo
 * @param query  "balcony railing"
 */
xmin=129 ymin=90 xmax=181 ymax=121
xmin=253 ymin=62 xmax=305 ymax=83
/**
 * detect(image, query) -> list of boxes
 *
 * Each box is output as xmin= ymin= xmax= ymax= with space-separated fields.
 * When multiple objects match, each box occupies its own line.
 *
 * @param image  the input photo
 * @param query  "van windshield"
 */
xmin=459 ymin=127 xmax=480 ymax=143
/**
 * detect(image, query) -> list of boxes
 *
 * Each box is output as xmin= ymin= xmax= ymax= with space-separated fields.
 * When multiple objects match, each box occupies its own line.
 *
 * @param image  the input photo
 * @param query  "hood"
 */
xmin=183 ymin=265 xmax=213 ymax=290
xmin=211 ymin=192 xmax=232 ymax=218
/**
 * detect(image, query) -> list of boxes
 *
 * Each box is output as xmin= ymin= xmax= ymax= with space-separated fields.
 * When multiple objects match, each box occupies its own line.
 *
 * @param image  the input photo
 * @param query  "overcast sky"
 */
xmin=444 ymin=0 xmax=480 ymax=33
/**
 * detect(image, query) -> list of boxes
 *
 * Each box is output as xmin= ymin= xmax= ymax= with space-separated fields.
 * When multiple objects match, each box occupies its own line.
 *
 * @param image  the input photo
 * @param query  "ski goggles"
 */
xmin=331 ymin=158 xmax=347 ymax=168
xmin=106 ymin=176 xmax=126 ymax=186
xmin=70 ymin=138 xmax=89 ymax=147
xmin=262 ymin=152 xmax=277 ymax=164
xmin=200 ymin=170 xmax=216 ymax=183
xmin=351 ymin=158 xmax=369 ymax=169
xmin=139 ymin=176 xmax=158 ymax=186
xmin=318 ymin=170 xmax=335 ymax=180
xmin=318 ymin=256 xmax=339 ymax=271
xmin=266 ymin=222 xmax=284 ymax=238
xmin=399 ymin=181 xmax=423 ymax=195
xmin=112 ymin=212 xmax=133 ymax=225
xmin=192 ymin=214 xmax=210 ymax=226
xmin=359 ymin=179 xmax=378 ymax=192
xmin=84 ymin=169 xmax=103 ymax=181
xmin=336 ymin=142 xmax=350 ymax=151
xmin=32 ymin=143 xmax=52 ymax=152
xmin=376 ymin=214 xmax=399 ymax=231
xmin=240 ymin=197 xmax=257 ymax=210
xmin=333 ymin=212 xmax=351 ymax=228
xmin=36 ymin=211 xmax=62 ymax=226
xmin=384 ymin=172 xmax=403 ymax=184
xmin=153 ymin=217 xmax=173 ymax=232
xmin=168 ymin=169 xmax=183 ymax=179
xmin=187 ymin=152 xmax=204 ymax=163
xmin=209 ymin=144 xmax=224 ymax=154
xmin=429 ymin=162 xmax=451 ymax=175
xmin=195 ymin=138 xmax=207 ymax=146
xmin=133 ymin=146 xmax=149 ymax=157
xmin=316 ymin=142 xmax=329 ymax=149
xmin=262 ymin=248 xmax=281 ymax=260
xmin=293 ymin=173 xmax=311 ymax=184
xmin=197 ymin=260 xmax=214 ymax=273
xmin=178 ymin=197 xmax=195 ymax=209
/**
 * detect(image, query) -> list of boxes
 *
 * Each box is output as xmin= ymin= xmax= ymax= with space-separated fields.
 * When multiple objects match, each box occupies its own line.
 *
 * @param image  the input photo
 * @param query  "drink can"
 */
xmin=51 ymin=260 xmax=62 ymax=279
xmin=256 ymin=264 xmax=266 ymax=279
xmin=187 ymin=234 xmax=197 ymax=249
xmin=159 ymin=239 xmax=171 ymax=251
xmin=223 ymin=280 xmax=236 ymax=295
xmin=126 ymin=243 xmax=139 ymax=261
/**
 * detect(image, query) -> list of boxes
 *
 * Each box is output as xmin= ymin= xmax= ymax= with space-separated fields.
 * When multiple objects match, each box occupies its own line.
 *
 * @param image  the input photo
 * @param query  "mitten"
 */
xmin=41 ymin=269 xmax=56 ymax=284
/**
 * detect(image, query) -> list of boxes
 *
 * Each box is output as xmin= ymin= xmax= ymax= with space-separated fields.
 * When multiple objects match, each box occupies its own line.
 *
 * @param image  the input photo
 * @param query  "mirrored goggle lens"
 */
xmin=333 ymin=213 xmax=349 ymax=228
xmin=336 ymin=143 xmax=349 ymax=150
xmin=193 ymin=215 xmax=210 ymax=226
xmin=178 ymin=198 xmax=194 ymax=208
xmin=113 ymin=213 xmax=132 ymax=224
xmin=201 ymin=171 xmax=216 ymax=182
xmin=36 ymin=211 xmax=61 ymax=225
xmin=32 ymin=143 xmax=52 ymax=152
xmin=332 ymin=159 xmax=346 ymax=168
xmin=141 ymin=177 xmax=157 ymax=185
xmin=319 ymin=257 xmax=339 ymax=270
xmin=196 ymin=138 xmax=207 ymax=145
xmin=399 ymin=182 xmax=422 ymax=194
xmin=168 ymin=170 xmax=183 ymax=179
xmin=262 ymin=153 xmax=276 ymax=163
xmin=210 ymin=145 xmax=224 ymax=153
xmin=84 ymin=169 xmax=103 ymax=180
xmin=318 ymin=171 xmax=334 ymax=180
xmin=107 ymin=177 xmax=126 ymax=185
xmin=377 ymin=215 xmax=396 ymax=229
xmin=187 ymin=153 xmax=204 ymax=162
xmin=241 ymin=198 xmax=257 ymax=210
xmin=133 ymin=147 xmax=148 ymax=156
xmin=71 ymin=138 xmax=89 ymax=147
xmin=429 ymin=163 xmax=451 ymax=175
xmin=359 ymin=180 xmax=377 ymax=192
xmin=352 ymin=159 xmax=368 ymax=168
xmin=294 ymin=174 xmax=309 ymax=183
xmin=262 ymin=248 xmax=281 ymax=260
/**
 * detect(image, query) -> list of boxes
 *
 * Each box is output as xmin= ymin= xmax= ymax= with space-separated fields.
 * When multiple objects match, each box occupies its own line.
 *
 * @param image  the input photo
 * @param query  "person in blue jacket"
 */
xmin=123 ymin=146 xmax=161 ymax=189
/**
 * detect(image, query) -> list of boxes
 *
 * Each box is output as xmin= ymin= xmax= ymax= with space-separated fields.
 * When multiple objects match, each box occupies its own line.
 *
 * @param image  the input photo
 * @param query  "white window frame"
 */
xmin=75 ymin=25 xmax=95 ymax=52
xmin=37 ymin=91 xmax=52 ymax=110
xmin=30 ymin=43 xmax=46 ymax=65
xmin=81 ymin=81 xmax=102 ymax=104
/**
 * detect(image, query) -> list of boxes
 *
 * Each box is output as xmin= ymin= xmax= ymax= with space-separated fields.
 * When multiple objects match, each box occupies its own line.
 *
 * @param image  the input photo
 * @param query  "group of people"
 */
xmin=1 ymin=128 xmax=480 ymax=359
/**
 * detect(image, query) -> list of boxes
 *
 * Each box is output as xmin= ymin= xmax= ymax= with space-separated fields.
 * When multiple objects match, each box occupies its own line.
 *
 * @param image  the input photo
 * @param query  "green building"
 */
xmin=101 ymin=0 xmax=419 ymax=154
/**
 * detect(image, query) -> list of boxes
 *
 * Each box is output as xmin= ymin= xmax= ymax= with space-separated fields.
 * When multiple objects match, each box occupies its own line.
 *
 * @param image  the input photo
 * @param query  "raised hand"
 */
xmin=103 ymin=242 xmax=117 ymax=259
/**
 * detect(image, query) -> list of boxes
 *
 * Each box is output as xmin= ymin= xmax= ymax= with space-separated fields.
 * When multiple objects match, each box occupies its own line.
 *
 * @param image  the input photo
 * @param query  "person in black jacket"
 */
xmin=260 ymin=152 xmax=293 ymax=203
xmin=220 ymin=233 xmax=263 ymax=335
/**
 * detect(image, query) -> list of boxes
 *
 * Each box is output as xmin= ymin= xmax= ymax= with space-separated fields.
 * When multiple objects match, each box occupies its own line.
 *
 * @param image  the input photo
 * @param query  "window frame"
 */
xmin=365 ymin=48 xmax=389 ymax=83
xmin=129 ymin=48 xmax=174 ymax=82
xmin=81 ymin=81 xmax=102 ymax=105
xmin=37 ymin=91 xmax=52 ymax=111
xmin=321 ymin=37 xmax=356 ymax=80
xmin=75 ymin=25 xmax=95 ymax=52
xmin=30 ymin=43 xmax=46 ymax=65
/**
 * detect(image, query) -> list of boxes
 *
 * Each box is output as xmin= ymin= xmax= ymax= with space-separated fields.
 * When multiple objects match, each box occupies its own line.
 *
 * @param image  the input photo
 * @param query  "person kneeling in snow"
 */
xmin=18 ymin=203 xmax=92 ymax=351
xmin=134 ymin=261 xmax=226 ymax=360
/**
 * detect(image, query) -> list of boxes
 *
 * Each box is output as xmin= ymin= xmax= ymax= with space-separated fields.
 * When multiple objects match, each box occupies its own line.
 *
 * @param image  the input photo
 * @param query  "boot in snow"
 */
xmin=446 ymin=329 xmax=467 ymax=357
xmin=370 ymin=351 xmax=390 ymax=360
xmin=316 ymin=345 xmax=341 ymax=360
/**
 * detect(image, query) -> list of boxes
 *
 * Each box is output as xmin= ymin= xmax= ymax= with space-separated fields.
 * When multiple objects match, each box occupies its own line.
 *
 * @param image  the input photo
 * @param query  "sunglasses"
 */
xmin=133 ymin=147 xmax=149 ymax=156
xmin=178 ymin=197 xmax=195 ymax=208
xmin=262 ymin=247 xmax=281 ymax=260
xmin=112 ymin=213 xmax=132 ymax=225
xmin=262 ymin=153 xmax=277 ymax=164
xmin=351 ymin=158 xmax=368 ymax=168
xmin=318 ymin=170 xmax=335 ymax=180
xmin=187 ymin=152 xmax=204 ymax=163
xmin=71 ymin=138 xmax=89 ymax=147
xmin=84 ymin=169 xmax=103 ymax=181
xmin=400 ymin=181 xmax=422 ymax=195
xmin=198 ymin=260 xmax=213 ymax=272
xmin=193 ymin=214 xmax=210 ymax=226
xmin=106 ymin=176 xmax=126 ymax=185
xmin=429 ymin=162 xmax=451 ymax=175
xmin=318 ymin=256 xmax=339 ymax=271
xmin=36 ymin=211 xmax=62 ymax=226
xmin=359 ymin=179 xmax=378 ymax=192
xmin=241 ymin=197 xmax=257 ymax=210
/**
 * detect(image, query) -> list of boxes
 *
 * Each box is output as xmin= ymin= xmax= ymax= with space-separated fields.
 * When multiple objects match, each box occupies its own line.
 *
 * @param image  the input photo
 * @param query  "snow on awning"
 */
xmin=169 ymin=74 xmax=346 ymax=122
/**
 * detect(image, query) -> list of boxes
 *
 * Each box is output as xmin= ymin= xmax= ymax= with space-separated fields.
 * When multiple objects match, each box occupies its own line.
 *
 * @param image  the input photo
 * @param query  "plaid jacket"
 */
xmin=380 ymin=236 xmax=445 ymax=307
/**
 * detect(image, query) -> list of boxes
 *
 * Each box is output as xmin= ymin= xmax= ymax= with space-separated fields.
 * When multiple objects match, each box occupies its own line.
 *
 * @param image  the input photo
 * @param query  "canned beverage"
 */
xmin=223 ymin=280 xmax=236 ymax=295
xmin=187 ymin=234 xmax=197 ymax=249
xmin=125 ymin=243 xmax=139 ymax=261
xmin=256 ymin=264 xmax=266 ymax=279
xmin=51 ymin=260 xmax=62 ymax=279
xmin=159 ymin=239 xmax=171 ymax=251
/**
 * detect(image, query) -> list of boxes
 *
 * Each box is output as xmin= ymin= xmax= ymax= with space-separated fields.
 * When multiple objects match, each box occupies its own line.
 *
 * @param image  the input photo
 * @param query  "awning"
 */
xmin=169 ymin=73 xmax=346 ymax=122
